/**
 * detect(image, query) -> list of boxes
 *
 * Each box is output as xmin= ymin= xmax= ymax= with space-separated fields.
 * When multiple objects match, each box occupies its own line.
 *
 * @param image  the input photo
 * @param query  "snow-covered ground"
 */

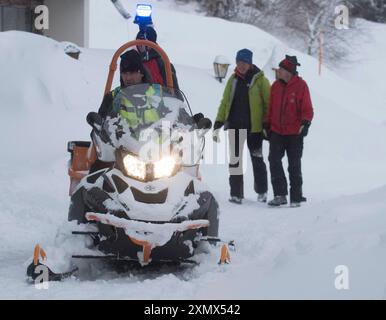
xmin=1 ymin=0 xmax=386 ymax=299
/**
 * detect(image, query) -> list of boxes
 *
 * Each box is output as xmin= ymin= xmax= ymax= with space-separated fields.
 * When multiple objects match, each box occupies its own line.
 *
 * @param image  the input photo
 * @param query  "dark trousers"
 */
xmin=228 ymin=130 xmax=268 ymax=198
xmin=268 ymin=132 xmax=304 ymax=202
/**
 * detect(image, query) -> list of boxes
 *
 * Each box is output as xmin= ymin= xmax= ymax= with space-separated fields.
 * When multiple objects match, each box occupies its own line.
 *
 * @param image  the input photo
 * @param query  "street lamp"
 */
xmin=61 ymin=42 xmax=81 ymax=60
xmin=213 ymin=55 xmax=230 ymax=83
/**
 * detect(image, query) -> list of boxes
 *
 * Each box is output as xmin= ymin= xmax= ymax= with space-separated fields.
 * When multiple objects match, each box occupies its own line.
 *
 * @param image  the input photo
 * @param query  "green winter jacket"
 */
xmin=215 ymin=70 xmax=271 ymax=133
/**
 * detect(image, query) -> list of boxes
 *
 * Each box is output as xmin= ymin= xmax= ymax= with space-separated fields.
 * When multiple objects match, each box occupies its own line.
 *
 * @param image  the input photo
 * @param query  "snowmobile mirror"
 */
xmin=86 ymin=112 xmax=102 ymax=129
xmin=197 ymin=117 xmax=212 ymax=131
xmin=193 ymin=113 xmax=204 ymax=125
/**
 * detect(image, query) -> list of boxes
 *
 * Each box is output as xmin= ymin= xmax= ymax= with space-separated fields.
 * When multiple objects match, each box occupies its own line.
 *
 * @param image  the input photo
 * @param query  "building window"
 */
xmin=0 ymin=5 xmax=32 ymax=32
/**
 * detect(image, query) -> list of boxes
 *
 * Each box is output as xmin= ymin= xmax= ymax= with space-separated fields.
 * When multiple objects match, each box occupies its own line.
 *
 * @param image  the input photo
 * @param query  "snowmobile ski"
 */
xmin=26 ymin=244 xmax=78 ymax=282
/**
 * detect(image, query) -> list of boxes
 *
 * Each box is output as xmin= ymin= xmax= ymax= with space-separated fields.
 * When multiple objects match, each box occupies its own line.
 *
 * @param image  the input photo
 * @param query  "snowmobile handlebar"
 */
xmin=104 ymin=39 xmax=174 ymax=95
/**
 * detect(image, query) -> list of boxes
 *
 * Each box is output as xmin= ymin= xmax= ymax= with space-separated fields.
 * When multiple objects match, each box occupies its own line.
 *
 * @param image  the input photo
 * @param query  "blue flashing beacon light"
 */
xmin=134 ymin=4 xmax=153 ymax=31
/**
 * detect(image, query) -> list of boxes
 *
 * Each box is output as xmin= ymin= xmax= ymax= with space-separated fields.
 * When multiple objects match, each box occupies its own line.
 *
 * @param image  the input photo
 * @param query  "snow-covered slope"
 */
xmin=1 ymin=2 xmax=386 ymax=299
xmin=337 ymin=19 xmax=386 ymax=125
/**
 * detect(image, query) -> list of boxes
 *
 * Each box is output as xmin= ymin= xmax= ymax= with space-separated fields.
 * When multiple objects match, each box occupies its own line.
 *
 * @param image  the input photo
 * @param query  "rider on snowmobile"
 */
xmin=89 ymin=49 xmax=156 ymax=172
xmin=98 ymin=49 xmax=153 ymax=119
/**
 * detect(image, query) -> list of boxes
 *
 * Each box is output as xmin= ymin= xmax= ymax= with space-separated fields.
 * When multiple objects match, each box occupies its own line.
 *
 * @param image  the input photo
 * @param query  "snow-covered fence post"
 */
xmin=318 ymin=30 xmax=324 ymax=76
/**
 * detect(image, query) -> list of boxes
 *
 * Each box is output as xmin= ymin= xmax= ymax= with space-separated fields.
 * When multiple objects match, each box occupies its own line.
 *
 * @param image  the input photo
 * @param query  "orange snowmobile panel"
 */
xmin=71 ymin=146 xmax=90 ymax=172
xmin=68 ymin=145 xmax=97 ymax=195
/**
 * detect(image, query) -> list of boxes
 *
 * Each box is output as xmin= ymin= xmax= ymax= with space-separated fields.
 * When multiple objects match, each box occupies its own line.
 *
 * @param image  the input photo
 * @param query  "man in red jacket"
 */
xmin=136 ymin=26 xmax=181 ymax=95
xmin=264 ymin=55 xmax=314 ymax=207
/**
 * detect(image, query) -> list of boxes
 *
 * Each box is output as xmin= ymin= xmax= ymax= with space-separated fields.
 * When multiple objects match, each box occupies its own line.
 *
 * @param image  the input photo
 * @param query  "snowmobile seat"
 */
xmin=67 ymin=141 xmax=97 ymax=195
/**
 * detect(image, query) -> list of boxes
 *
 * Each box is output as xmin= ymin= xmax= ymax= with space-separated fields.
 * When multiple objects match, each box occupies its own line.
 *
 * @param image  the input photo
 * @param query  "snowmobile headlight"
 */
xmin=123 ymin=154 xmax=147 ymax=180
xmin=153 ymin=156 xmax=177 ymax=179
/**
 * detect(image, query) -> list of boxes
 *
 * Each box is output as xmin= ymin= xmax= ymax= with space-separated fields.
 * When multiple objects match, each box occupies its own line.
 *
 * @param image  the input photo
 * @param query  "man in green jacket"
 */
xmin=213 ymin=49 xmax=271 ymax=205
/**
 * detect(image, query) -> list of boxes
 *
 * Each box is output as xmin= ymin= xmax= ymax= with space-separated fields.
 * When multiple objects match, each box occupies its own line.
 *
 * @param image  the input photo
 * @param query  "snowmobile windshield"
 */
xmin=102 ymin=83 xmax=203 ymax=166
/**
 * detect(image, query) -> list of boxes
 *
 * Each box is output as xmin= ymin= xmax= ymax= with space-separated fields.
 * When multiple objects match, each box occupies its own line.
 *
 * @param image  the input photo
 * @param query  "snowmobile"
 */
xmin=27 ymin=40 xmax=233 ymax=282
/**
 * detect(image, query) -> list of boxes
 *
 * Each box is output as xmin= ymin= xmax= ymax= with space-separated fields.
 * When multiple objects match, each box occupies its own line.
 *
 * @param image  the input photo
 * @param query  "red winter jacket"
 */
xmin=144 ymin=59 xmax=165 ymax=86
xmin=266 ymin=75 xmax=314 ymax=135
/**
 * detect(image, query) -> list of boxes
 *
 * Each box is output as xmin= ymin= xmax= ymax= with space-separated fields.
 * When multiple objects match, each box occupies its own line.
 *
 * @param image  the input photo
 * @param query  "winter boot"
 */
xmin=290 ymin=202 xmax=301 ymax=208
xmin=257 ymin=193 xmax=267 ymax=203
xmin=268 ymin=196 xmax=288 ymax=207
xmin=291 ymin=195 xmax=304 ymax=207
xmin=229 ymin=196 xmax=243 ymax=205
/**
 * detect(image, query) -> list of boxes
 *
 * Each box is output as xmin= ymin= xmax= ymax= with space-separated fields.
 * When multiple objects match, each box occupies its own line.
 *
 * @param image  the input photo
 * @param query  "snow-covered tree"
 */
xmin=271 ymin=0 xmax=340 ymax=56
xmin=350 ymin=0 xmax=386 ymax=22
xmin=178 ymin=0 xmax=362 ymax=64
xmin=177 ymin=0 xmax=239 ymax=19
